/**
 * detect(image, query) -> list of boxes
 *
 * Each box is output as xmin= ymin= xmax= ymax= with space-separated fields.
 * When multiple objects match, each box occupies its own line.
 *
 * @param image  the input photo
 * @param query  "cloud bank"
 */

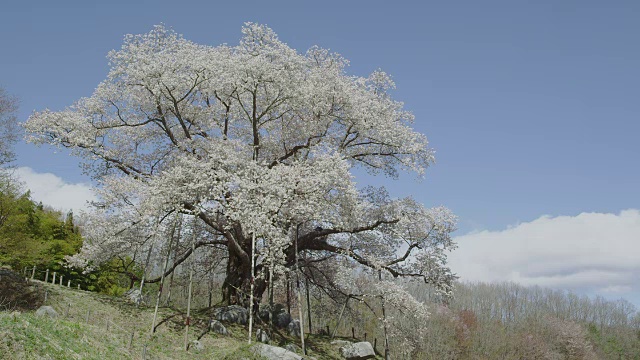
xmin=449 ymin=210 xmax=640 ymax=297
xmin=14 ymin=167 xmax=96 ymax=213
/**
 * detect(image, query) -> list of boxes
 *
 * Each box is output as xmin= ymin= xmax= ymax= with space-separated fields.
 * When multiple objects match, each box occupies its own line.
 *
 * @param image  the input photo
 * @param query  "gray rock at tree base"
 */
xmin=259 ymin=304 xmax=293 ymax=328
xmin=339 ymin=341 xmax=376 ymax=360
xmin=209 ymin=320 xmax=229 ymax=335
xmin=276 ymin=312 xmax=293 ymax=328
xmin=256 ymin=328 xmax=270 ymax=343
xmin=258 ymin=303 xmax=285 ymax=318
xmin=287 ymin=319 xmax=301 ymax=337
xmin=285 ymin=343 xmax=302 ymax=353
xmin=190 ymin=339 xmax=204 ymax=351
xmin=213 ymin=305 xmax=248 ymax=325
xmin=35 ymin=305 xmax=58 ymax=318
xmin=251 ymin=344 xmax=307 ymax=360
xmin=123 ymin=289 xmax=144 ymax=305
xmin=331 ymin=339 xmax=352 ymax=347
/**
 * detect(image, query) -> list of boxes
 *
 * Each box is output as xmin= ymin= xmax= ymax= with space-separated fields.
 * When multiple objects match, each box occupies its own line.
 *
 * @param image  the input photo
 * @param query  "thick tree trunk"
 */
xmin=221 ymin=245 xmax=268 ymax=306
xmin=222 ymin=254 xmax=244 ymax=305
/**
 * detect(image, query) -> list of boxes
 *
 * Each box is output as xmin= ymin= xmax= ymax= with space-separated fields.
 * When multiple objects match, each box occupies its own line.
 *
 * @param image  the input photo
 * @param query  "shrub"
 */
xmin=0 ymin=268 xmax=44 ymax=311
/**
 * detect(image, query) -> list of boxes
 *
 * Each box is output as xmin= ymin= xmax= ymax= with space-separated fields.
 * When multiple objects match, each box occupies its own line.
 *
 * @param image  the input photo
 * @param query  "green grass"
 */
xmin=0 ymin=281 xmax=372 ymax=359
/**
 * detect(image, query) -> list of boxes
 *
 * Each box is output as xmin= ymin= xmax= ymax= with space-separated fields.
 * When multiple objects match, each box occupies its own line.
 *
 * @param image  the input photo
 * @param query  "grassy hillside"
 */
xmin=0 ymin=280 xmax=360 ymax=360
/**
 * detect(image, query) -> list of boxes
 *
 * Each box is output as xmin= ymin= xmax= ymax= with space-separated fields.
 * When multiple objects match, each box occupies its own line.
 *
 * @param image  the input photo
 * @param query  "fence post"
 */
xmin=31 ymin=266 xmax=36 ymax=280
xmin=45 ymin=269 xmax=49 ymax=283
xmin=60 ymin=275 xmax=64 ymax=286
xmin=77 ymin=284 xmax=80 ymax=290
xmin=67 ymin=280 xmax=70 ymax=287
xmin=52 ymin=272 xmax=56 ymax=284
xmin=129 ymin=331 xmax=135 ymax=350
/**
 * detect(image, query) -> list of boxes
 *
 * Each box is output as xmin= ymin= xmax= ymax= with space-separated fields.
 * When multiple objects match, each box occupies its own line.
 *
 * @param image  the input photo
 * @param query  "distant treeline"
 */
xmin=411 ymin=281 xmax=639 ymax=329
xmin=398 ymin=280 xmax=640 ymax=359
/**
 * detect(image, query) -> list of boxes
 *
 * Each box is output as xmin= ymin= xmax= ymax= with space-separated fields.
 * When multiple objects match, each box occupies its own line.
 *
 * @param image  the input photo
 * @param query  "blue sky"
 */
xmin=2 ymin=1 xmax=639 ymax=306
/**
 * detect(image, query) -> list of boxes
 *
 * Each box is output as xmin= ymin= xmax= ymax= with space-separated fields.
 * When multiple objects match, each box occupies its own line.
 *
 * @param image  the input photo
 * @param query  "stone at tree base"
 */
xmin=10 ymin=311 xmax=21 ymax=320
xmin=35 ymin=306 xmax=58 ymax=318
xmin=287 ymin=319 xmax=301 ymax=337
xmin=213 ymin=305 xmax=249 ymax=325
xmin=209 ymin=320 xmax=229 ymax=335
xmin=258 ymin=303 xmax=293 ymax=328
xmin=190 ymin=339 xmax=204 ymax=351
xmin=331 ymin=339 xmax=352 ymax=347
xmin=251 ymin=344 xmax=317 ymax=360
xmin=285 ymin=343 xmax=302 ymax=353
xmin=258 ymin=303 xmax=285 ymax=318
xmin=276 ymin=312 xmax=293 ymax=328
xmin=256 ymin=328 xmax=270 ymax=343
xmin=123 ymin=289 xmax=144 ymax=305
xmin=339 ymin=341 xmax=376 ymax=360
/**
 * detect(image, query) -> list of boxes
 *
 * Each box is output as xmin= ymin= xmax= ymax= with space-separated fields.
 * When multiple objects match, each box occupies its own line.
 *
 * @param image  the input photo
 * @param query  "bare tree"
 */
xmin=0 ymin=87 xmax=18 ymax=166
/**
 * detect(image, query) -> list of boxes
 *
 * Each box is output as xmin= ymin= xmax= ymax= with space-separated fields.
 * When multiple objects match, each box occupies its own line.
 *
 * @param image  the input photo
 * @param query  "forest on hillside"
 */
xmin=0 ymin=172 xmax=132 ymax=294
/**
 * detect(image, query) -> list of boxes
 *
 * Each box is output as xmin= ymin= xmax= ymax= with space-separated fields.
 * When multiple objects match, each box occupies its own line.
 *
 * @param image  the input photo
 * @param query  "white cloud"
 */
xmin=449 ymin=210 xmax=640 ymax=296
xmin=13 ymin=167 xmax=97 ymax=213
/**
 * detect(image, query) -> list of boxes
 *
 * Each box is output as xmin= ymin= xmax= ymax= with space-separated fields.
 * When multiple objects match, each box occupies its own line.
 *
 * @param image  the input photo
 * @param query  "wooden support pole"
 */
xmin=332 ymin=297 xmax=350 ymax=339
xmin=295 ymin=224 xmax=306 ymax=354
xmin=52 ymin=272 xmax=56 ymax=284
xmin=305 ymin=275 xmax=312 ymax=335
xmin=165 ymin=215 xmax=182 ymax=307
xmin=286 ymin=272 xmax=291 ymax=314
xmin=248 ymin=231 xmax=256 ymax=344
xmin=152 ymin=214 xmax=179 ymax=334
xmin=31 ymin=266 xmax=36 ymax=280
xmin=184 ymin=217 xmax=196 ymax=351
xmin=247 ymin=139 xmax=259 ymax=345
xmin=138 ymin=242 xmax=154 ymax=303
xmin=269 ymin=265 xmax=274 ymax=341
xmin=184 ymin=258 xmax=194 ymax=350
xmin=139 ymin=215 xmax=161 ymax=306
xmin=129 ymin=331 xmax=135 ymax=350
xmin=379 ymin=270 xmax=390 ymax=360
xmin=45 ymin=269 xmax=49 ymax=283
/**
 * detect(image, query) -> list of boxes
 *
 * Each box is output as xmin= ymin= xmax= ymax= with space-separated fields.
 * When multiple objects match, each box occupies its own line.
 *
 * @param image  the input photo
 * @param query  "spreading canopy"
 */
xmin=25 ymin=23 xmax=457 ymax=304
